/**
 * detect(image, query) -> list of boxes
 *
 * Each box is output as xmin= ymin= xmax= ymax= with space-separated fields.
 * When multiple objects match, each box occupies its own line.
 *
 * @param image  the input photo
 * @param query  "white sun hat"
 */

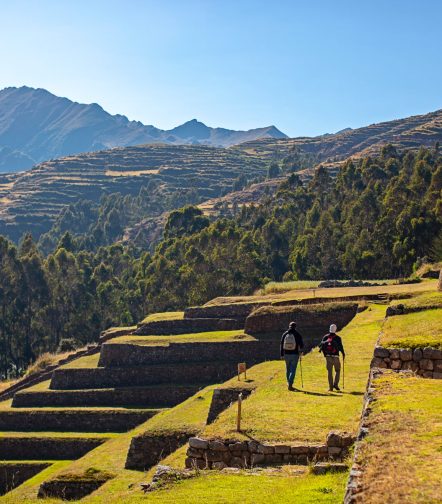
xmin=329 ymin=324 xmax=337 ymax=333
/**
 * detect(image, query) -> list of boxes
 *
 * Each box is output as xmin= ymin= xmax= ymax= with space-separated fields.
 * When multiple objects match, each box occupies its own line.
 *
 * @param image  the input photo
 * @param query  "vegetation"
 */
xmin=355 ymin=371 xmax=442 ymax=503
xmin=380 ymin=309 xmax=442 ymax=349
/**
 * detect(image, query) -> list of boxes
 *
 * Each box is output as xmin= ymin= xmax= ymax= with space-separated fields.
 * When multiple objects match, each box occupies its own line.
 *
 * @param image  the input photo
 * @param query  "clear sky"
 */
xmin=1 ymin=0 xmax=441 ymax=136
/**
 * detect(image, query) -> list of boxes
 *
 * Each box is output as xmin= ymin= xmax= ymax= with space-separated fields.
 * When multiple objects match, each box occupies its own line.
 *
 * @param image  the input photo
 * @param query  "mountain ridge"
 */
xmin=0 ymin=86 xmax=287 ymax=172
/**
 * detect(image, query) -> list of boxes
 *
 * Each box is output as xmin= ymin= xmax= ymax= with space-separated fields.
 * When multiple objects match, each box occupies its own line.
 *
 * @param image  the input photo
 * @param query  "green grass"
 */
xmin=262 ymin=280 xmax=322 ymax=294
xmin=380 ymin=309 xmax=442 ymax=349
xmin=355 ymin=371 xmax=442 ymax=503
xmin=0 ymin=431 xmax=116 ymax=439
xmin=140 ymin=312 xmax=184 ymax=325
xmin=107 ymin=330 xmax=255 ymax=346
xmin=250 ymin=301 xmax=356 ymax=317
xmin=60 ymin=353 xmax=100 ymax=369
xmin=203 ymin=305 xmax=385 ymax=444
xmin=390 ymin=290 xmax=442 ymax=311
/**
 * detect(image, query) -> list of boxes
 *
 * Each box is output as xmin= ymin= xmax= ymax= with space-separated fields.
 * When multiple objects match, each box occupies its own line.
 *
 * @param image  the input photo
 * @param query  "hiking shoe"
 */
xmin=334 ymin=386 xmax=341 ymax=391
xmin=288 ymin=385 xmax=294 ymax=391
xmin=328 ymin=388 xmax=334 ymax=392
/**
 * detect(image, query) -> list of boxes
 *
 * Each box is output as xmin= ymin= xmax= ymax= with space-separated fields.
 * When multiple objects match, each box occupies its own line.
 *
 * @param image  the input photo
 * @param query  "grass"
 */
xmin=0 ymin=431 xmax=117 ymax=439
xmin=380 ymin=309 xmax=442 ymax=349
xmin=249 ymin=301 xmax=356 ymax=317
xmin=262 ymin=279 xmax=402 ymax=295
xmin=389 ymin=290 xmax=442 ymax=311
xmin=60 ymin=353 xmax=100 ymax=369
xmin=24 ymin=352 xmax=71 ymax=377
xmin=203 ymin=305 xmax=385 ymax=444
xmin=140 ymin=311 xmax=184 ymax=325
xmin=107 ymin=330 xmax=255 ymax=346
xmin=0 ymin=379 xmax=17 ymax=393
xmin=355 ymin=371 xmax=442 ymax=503
xmin=205 ymin=280 xmax=437 ymax=307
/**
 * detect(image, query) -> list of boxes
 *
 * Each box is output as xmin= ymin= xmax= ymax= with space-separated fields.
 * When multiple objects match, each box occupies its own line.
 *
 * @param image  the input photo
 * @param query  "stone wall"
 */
xmin=50 ymin=362 xmax=237 ymax=390
xmin=38 ymin=479 xmax=108 ymax=501
xmin=184 ymin=303 xmax=263 ymax=323
xmin=0 ymin=409 xmax=157 ymax=433
xmin=206 ymin=388 xmax=253 ymax=424
xmin=98 ymin=340 xmax=279 ymax=368
xmin=12 ymin=384 xmax=201 ymax=408
xmin=134 ymin=318 xmax=242 ymax=336
xmin=125 ymin=431 xmax=196 ymax=471
xmin=0 ymin=437 xmax=106 ymax=460
xmin=244 ymin=303 xmax=358 ymax=344
xmin=0 ymin=463 xmax=50 ymax=496
xmin=371 ymin=346 xmax=442 ymax=378
xmin=184 ymin=432 xmax=354 ymax=469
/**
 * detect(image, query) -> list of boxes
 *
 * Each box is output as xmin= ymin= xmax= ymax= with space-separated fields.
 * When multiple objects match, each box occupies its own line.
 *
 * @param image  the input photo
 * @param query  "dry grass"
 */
xmin=390 ymin=290 xmax=442 ymax=311
xmin=24 ymin=352 xmax=72 ymax=377
xmin=105 ymin=169 xmax=160 ymax=177
xmin=355 ymin=371 xmax=442 ymax=503
xmin=380 ymin=309 xmax=442 ymax=349
xmin=140 ymin=311 xmax=184 ymax=325
xmin=0 ymin=379 xmax=17 ymax=393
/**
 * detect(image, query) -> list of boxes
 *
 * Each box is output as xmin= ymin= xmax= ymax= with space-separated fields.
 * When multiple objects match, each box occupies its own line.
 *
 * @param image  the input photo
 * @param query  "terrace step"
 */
xmin=0 ymin=435 xmax=108 ymax=460
xmin=50 ymin=362 xmax=237 ymax=390
xmin=134 ymin=317 xmax=242 ymax=335
xmin=0 ymin=408 xmax=160 ymax=432
xmin=11 ymin=384 xmax=203 ymax=408
xmin=0 ymin=462 xmax=52 ymax=496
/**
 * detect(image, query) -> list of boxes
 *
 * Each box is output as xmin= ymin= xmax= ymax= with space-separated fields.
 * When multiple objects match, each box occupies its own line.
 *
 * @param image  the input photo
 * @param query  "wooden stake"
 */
xmin=236 ymin=392 xmax=243 ymax=432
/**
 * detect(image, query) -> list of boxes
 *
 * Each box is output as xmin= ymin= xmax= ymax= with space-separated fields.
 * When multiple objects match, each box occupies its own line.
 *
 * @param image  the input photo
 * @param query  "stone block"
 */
xmin=212 ymin=461 xmax=227 ymax=470
xmin=185 ymin=457 xmax=206 ymax=469
xmin=374 ymin=346 xmax=390 ymax=358
xmin=340 ymin=434 xmax=355 ymax=448
xmin=422 ymin=371 xmax=434 ymax=378
xmin=412 ymin=348 xmax=423 ymax=361
xmin=295 ymin=455 xmax=308 ymax=465
xmin=208 ymin=440 xmax=228 ymax=452
xmin=247 ymin=440 xmax=260 ymax=453
xmin=402 ymin=361 xmax=419 ymax=372
xmin=274 ymin=444 xmax=291 ymax=454
xmin=326 ymin=432 xmax=342 ymax=447
xmin=419 ymin=359 xmax=434 ymax=371
xmin=205 ymin=450 xmax=223 ymax=462
xmin=283 ymin=454 xmax=293 ymax=463
xmin=371 ymin=357 xmax=388 ymax=368
xmin=423 ymin=348 xmax=442 ymax=360
xmin=230 ymin=456 xmax=245 ymax=468
xmin=186 ymin=447 xmax=202 ymax=458
xmin=433 ymin=360 xmax=442 ymax=373
xmin=228 ymin=441 xmax=248 ymax=452
xmin=390 ymin=349 xmax=400 ymax=360
xmin=433 ymin=372 xmax=442 ymax=379
xmin=264 ymin=453 xmax=283 ymax=464
xmin=291 ymin=445 xmax=309 ymax=455
xmin=391 ymin=359 xmax=402 ymax=370
xmin=312 ymin=462 xmax=348 ymax=475
xmin=328 ymin=447 xmax=342 ymax=457
xmin=222 ymin=451 xmax=232 ymax=463
xmin=399 ymin=349 xmax=412 ymax=361
xmin=317 ymin=445 xmax=329 ymax=456
xmin=251 ymin=453 xmax=265 ymax=465
xmin=256 ymin=444 xmax=274 ymax=454
xmin=189 ymin=437 xmax=208 ymax=450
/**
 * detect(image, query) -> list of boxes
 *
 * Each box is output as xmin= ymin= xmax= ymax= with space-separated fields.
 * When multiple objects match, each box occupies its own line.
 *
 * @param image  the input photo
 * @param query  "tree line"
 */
xmin=0 ymin=146 xmax=441 ymax=378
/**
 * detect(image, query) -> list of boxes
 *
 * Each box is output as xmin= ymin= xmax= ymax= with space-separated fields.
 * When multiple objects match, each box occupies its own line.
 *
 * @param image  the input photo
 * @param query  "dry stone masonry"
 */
xmin=371 ymin=346 xmax=442 ymax=379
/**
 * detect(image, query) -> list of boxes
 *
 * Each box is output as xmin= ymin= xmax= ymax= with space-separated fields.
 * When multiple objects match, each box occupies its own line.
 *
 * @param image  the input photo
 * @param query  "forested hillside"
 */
xmin=1 ymin=146 xmax=441 ymax=379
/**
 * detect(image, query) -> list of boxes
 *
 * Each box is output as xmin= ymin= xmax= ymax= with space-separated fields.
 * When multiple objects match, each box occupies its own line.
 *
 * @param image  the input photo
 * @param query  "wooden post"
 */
xmin=237 ymin=392 xmax=243 ymax=432
xmin=237 ymin=362 xmax=246 ymax=381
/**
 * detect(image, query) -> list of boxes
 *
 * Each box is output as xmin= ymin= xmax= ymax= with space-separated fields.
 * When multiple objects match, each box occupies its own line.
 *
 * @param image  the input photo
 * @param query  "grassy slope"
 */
xmin=140 ymin=312 xmax=184 ymax=325
xmin=380 ymin=309 xmax=442 ymax=349
xmin=355 ymin=371 xmax=442 ymax=504
xmin=108 ymin=330 xmax=254 ymax=346
xmin=203 ymin=305 xmax=384 ymax=444
xmin=390 ymin=290 xmax=442 ymax=310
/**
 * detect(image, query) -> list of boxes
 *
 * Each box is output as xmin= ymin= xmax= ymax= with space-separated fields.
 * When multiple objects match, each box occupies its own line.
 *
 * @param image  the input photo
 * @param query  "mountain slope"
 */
xmin=0 ymin=86 xmax=287 ymax=172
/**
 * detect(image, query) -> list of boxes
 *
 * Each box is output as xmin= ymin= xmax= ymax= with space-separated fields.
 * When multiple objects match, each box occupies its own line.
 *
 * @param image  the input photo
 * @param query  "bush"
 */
xmin=58 ymin=338 xmax=81 ymax=353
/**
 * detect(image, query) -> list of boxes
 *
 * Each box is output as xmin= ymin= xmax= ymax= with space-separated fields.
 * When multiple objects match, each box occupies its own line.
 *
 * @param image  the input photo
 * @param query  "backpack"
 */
xmin=323 ymin=334 xmax=338 ymax=355
xmin=283 ymin=332 xmax=297 ymax=351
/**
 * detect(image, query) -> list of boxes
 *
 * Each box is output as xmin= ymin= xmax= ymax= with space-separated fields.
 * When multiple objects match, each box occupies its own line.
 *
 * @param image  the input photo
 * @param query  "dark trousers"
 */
xmin=284 ymin=354 xmax=299 ymax=386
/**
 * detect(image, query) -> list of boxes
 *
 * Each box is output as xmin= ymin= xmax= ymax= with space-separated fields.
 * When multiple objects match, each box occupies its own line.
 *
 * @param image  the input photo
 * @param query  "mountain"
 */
xmin=0 ymin=86 xmax=287 ymax=173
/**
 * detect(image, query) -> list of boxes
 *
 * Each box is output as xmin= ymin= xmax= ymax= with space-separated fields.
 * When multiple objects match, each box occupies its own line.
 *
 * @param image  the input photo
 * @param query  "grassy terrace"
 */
xmin=205 ymin=280 xmax=436 ymax=306
xmin=355 ymin=371 xmax=442 ymax=503
xmin=139 ymin=311 xmax=184 ymax=325
xmin=263 ymin=279 xmax=401 ymax=294
xmin=203 ymin=305 xmax=384 ymax=444
xmin=107 ymin=330 xmax=255 ymax=346
xmin=390 ymin=290 xmax=442 ymax=311
xmin=380 ymin=309 xmax=442 ymax=349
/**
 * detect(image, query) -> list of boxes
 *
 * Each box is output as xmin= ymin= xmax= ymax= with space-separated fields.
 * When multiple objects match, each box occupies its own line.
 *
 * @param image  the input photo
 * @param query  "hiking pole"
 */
xmin=299 ymin=354 xmax=304 ymax=389
xmin=342 ymin=357 xmax=345 ymax=390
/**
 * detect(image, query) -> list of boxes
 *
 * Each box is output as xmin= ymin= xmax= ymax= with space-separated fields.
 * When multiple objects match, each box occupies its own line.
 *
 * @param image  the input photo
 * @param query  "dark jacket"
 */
xmin=319 ymin=333 xmax=345 ymax=357
xmin=280 ymin=329 xmax=304 ymax=357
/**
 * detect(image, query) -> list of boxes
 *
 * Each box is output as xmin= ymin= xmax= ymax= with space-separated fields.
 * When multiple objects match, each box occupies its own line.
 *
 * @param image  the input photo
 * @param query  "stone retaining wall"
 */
xmin=12 ymin=385 xmax=201 ymax=408
xmin=98 ymin=340 xmax=279 ymax=368
xmin=0 ymin=409 xmax=157 ymax=433
xmin=50 ymin=362 xmax=236 ymax=390
xmin=0 ymin=463 xmax=50 ymax=496
xmin=125 ymin=431 xmax=196 ymax=471
xmin=184 ymin=432 xmax=354 ymax=470
xmin=184 ymin=303 xmax=262 ymax=323
xmin=371 ymin=346 xmax=442 ymax=378
xmin=38 ymin=479 xmax=108 ymax=501
xmin=244 ymin=303 xmax=358 ymax=341
xmin=134 ymin=318 xmax=242 ymax=336
xmin=0 ymin=437 xmax=107 ymax=460
xmin=206 ymin=388 xmax=253 ymax=424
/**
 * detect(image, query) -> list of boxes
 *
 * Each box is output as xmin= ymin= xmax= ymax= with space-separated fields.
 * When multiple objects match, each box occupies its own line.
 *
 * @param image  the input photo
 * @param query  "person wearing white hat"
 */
xmin=318 ymin=323 xmax=345 ymax=392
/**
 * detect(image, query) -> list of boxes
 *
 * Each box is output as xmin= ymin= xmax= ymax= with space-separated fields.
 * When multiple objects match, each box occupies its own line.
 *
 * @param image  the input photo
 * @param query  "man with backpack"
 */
xmin=319 ymin=324 xmax=345 ymax=392
xmin=280 ymin=321 xmax=304 ymax=391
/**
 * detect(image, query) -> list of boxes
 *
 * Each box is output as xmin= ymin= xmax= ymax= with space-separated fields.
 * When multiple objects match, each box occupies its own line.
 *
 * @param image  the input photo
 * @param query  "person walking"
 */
xmin=280 ymin=321 xmax=304 ymax=391
xmin=319 ymin=324 xmax=345 ymax=392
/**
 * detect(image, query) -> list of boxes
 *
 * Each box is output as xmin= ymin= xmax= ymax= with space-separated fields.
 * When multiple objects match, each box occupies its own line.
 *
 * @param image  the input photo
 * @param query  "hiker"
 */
xmin=319 ymin=324 xmax=345 ymax=392
xmin=280 ymin=321 xmax=304 ymax=391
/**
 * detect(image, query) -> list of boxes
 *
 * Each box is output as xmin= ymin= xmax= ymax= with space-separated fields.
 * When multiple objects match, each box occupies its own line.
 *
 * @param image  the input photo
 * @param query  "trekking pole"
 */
xmin=342 ymin=357 xmax=345 ymax=390
xmin=299 ymin=354 xmax=304 ymax=389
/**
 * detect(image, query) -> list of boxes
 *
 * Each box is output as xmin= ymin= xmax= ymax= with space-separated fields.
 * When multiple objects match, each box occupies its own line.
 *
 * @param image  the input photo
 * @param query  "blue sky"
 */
xmin=1 ymin=0 xmax=441 ymax=136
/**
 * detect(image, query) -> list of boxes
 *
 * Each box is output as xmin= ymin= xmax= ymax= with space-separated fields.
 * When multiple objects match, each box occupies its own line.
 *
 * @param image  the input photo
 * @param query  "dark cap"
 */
xmin=289 ymin=321 xmax=296 ymax=328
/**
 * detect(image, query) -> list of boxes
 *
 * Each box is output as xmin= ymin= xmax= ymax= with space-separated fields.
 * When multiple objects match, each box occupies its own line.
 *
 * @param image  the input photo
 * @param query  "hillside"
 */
xmin=0 ymin=86 xmax=287 ymax=173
